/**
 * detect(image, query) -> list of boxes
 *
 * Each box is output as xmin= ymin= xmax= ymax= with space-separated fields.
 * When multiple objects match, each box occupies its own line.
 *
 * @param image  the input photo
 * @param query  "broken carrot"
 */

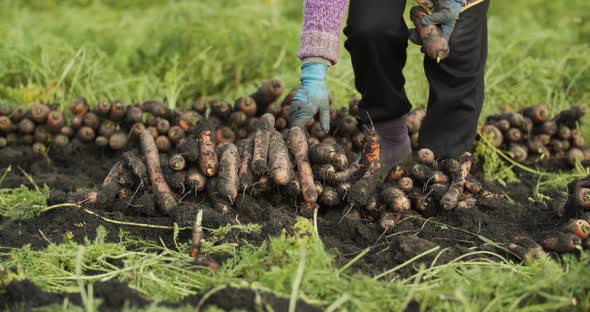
xmin=288 ymin=126 xmax=317 ymax=210
xmin=196 ymin=120 xmax=218 ymax=177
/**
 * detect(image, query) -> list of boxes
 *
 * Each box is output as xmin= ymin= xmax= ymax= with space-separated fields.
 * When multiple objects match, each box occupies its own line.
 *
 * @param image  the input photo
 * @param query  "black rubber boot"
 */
xmin=373 ymin=114 xmax=412 ymax=168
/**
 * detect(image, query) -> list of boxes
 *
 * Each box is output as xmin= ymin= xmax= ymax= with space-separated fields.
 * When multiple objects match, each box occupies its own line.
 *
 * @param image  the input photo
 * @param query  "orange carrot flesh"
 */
xmin=196 ymin=121 xmax=218 ymax=177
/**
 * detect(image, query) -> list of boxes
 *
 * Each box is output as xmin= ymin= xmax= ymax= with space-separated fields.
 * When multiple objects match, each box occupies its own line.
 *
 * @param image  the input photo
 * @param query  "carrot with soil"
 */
xmin=140 ymin=130 xmax=176 ymax=214
xmin=288 ymin=126 xmax=317 ymax=210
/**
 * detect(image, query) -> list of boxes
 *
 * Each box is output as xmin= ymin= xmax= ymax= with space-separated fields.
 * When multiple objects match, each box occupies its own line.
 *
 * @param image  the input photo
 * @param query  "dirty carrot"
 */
xmin=30 ymin=103 xmax=50 ymax=123
xmin=320 ymin=186 xmax=340 ymax=207
xmin=309 ymin=142 xmax=349 ymax=171
xmin=140 ymin=130 xmax=176 ymax=214
xmin=288 ymin=126 xmax=317 ymax=209
xmin=70 ymin=98 xmax=89 ymax=116
xmin=381 ymin=186 xmax=411 ymax=212
xmin=440 ymin=152 xmax=473 ymax=210
xmin=196 ymin=120 xmax=218 ymax=177
xmin=192 ymin=98 xmax=209 ymax=114
xmin=47 ymin=111 xmax=65 ymax=133
xmin=386 ymin=165 xmax=405 ymax=183
xmin=187 ymin=168 xmax=207 ymax=192
xmin=268 ymin=131 xmax=294 ymax=186
xmin=169 ymin=154 xmax=187 ymax=171
xmin=77 ymin=126 xmax=96 ymax=142
xmin=109 ymin=132 xmax=128 ymax=150
xmin=156 ymin=135 xmax=172 ymax=153
xmin=410 ymin=6 xmax=448 ymax=62
xmin=398 ymin=177 xmax=414 ymax=193
xmin=214 ymin=126 xmax=236 ymax=144
xmin=416 ymin=148 xmax=435 ymax=166
xmin=563 ymin=219 xmax=590 ymax=239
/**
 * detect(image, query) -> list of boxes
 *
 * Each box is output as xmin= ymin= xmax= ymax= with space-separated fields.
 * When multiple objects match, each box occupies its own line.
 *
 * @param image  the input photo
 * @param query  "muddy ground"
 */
xmin=0 ymin=145 xmax=569 ymax=311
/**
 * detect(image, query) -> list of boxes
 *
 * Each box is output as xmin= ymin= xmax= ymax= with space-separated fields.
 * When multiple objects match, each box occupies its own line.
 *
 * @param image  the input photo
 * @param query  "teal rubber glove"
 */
xmin=289 ymin=62 xmax=330 ymax=132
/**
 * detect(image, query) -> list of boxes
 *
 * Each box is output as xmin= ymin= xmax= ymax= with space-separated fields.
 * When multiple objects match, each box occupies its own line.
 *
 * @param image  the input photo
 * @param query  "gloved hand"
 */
xmin=289 ymin=62 xmax=330 ymax=132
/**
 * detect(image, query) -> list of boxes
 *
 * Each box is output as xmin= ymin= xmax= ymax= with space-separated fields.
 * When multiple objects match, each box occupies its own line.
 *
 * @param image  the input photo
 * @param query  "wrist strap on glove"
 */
xmin=416 ymin=0 xmax=484 ymax=14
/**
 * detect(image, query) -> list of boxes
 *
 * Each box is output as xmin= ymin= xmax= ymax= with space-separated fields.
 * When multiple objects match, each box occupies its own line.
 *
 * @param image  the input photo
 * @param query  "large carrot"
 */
xmin=269 ymin=131 xmax=294 ymax=185
xmin=140 ymin=130 xmax=176 ymax=214
xmin=361 ymin=129 xmax=381 ymax=166
xmin=251 ymin=113 xmax=275 ymax=176
xmin=410 ymin=6 xmax=449 ymax=62
xmin=381 ymin=186 xmax=411 ymax=212
xmin=216 ymin=142 xmax=240 ymax=202
xmin=288 ymin=126 xmax=317 ymax=210
xmin=122 ymin=151 xmax=148 ymax=183
xmin=238 ymin=136 xmax=255 ymax=190
xmin=195 ymin=120 xmax=218 ymax=177
xmin=350 ymin=161 xmax=382 ymax=207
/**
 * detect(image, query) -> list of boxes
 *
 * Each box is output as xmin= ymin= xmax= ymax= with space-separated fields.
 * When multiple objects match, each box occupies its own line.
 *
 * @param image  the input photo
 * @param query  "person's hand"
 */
xmin=289 ymin=62 xmax=330 ymax=132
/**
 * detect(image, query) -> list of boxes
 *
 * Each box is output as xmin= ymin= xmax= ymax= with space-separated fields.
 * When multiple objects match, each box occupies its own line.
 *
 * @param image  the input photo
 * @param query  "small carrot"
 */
xmin=480 ymin=125 xmax=504 ymax=147
xmin=275 ymin=117 xmax=288 ymax=131
xmin=83 ymin=113 xmax=101 ymax=130
xmin=381 ymin=186 xmax=411 ymax=212
xmin=109 ymin=100 xmax=126 ymax=121
xmin=309 ymin=142 xmax=349 ymax=171
xmin=99 ymin=120 xmax=117 ymax=138
xmin=30 ymin=103 xmax=50 ymax=123
xmin=574 ymin=187 xmax=590 ymax=208
xmin=416 ymin=148 xmax=435 ymax=166
xmin=169 ymin=154 xmax=187 ymax=171
xmin=95 ymin=99 xmax=111 ymax=117
xmin=125 ymin=106 xmax=144 ymax=124
xmin=186 ymin=168 xmax=207 ymax=192
xmin=95 ymin=136 xmax=109 ymax=147
xmin=196 ymin=120 xmax=218 ymax=177
xmin=541 ymin=232 xmax=581 ymax=253
xmin=250 ymin=79 xmax=284 ymax=114
xmin=77 ymin=126 xmax=96 ymax=142
xmin=509 ymin=144 xmax=528 ymax=162
xmin=156 ymin=135 xmax=172 ymax=153
xmin=214 ymin=126 xmax=236 ymax=144
xmin=192 ymin=98 xmax=209 ymax=114
xmin=0 ymin=116 xmax=12 ymax=132
xmin=385 ymin=165 xmax=405 ymax=183
xmin=71 ymin=115 xmax=83 ymax=129
xmin=179 ymin=111 xmax=202 ymax=131
xmin=398 ymin=177 xmax=414 ymax=193
xmin=108 ymin=132 xmax=128 ymax=150
xmin=567 ymin=148 xmax=584 ymax=167
xmin=533 ymin=120 xmax=557 ymax=136
xmin=265 ymin=102 xmax=281 ymax=117
xmin=69 ymin=97 xmax=89 ymax=116
xmin=563 ymin=219 xmax=590 ymax=240
xmin=521 ymin=105 xmax=549 ymax=124
xmin=156 ymin=119 xmax=171 ymax=135
xmin=32 ymin=142 xmax=47 ymax=157
xmin=440 ymin=152 xmax=473 ymax=210
xmin=210 ymin=100 xmax=232 ymax=120
xmin=319 ymin=186 xmax=340 ymax=207
xmin=53 ymin=134 xmax=69 ymax=147
xmin=47 ymin=111 xmax=65 ymax=133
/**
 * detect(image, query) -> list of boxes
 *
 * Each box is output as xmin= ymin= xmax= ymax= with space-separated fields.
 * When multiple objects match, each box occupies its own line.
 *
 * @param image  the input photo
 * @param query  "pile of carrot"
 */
xmin=0 ymin=79 xmax=369 ymax=164
xmin=480 ymin=104 xmax=588 ymax=166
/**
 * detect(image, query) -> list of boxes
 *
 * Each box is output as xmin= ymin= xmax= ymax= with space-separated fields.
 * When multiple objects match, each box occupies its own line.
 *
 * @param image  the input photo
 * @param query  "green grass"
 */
xmin=1 ymin=219 xmax=589 ymax=311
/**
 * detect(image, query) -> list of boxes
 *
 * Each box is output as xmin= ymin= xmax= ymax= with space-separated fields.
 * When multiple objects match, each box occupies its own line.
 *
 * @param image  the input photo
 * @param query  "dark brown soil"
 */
xmin=0 ymin=279 xmax=321 ymax=312
xmin=0 ymin=146 xmax=570 ymax=310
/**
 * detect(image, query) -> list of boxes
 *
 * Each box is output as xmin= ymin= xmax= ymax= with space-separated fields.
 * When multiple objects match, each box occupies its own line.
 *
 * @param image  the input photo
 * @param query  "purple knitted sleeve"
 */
xmin=297 ymin=0 xmax=349 ymax=65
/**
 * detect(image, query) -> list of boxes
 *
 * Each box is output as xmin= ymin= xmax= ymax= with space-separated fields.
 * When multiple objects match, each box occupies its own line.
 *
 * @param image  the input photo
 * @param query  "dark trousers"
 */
xmin=343 ymin=0 xmax=489 ymax=158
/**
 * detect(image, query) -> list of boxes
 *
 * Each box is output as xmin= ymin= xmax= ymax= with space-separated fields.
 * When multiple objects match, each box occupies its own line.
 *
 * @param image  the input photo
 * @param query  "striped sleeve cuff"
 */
xmin=298 ymin=31 xmax=341 ymax=65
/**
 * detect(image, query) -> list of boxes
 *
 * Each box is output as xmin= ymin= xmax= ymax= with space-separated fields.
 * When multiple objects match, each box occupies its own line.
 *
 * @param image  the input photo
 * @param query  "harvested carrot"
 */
xmin=554 ymin=104 xmax=587 ymax=128
xmin=103 ymin=161 xmax=127 ymax=185
xmin=334 ymin=163 xmax=362 ymax=183
xmin=169 ymin=154 xmax=187 ymax=171
xmin=265 ymin=102 xmax=281 ymax=117
xmin=456 ymin=198 xmax=477 ymax=209
xmin=196 ymin=120 xmax=218 ymax=177
xmin=558 ymin=126 xmax=572 ymax=140
xmin=307 ymin=136 xmax=320 ymax=148
xmin=314 ymin=164 xmax=336 ymax=184
xmin=310 ymin=121 xmax=326 ymax=139
xmin=508 ymin=237 xmax=545 ymax=260
xmin=109 ymin=100 xmax=126 ymax=121
xmin=121 ymin=152 xmax=147 ymax=184
xmin=77 ymin=126 xmax=96 ymax=142
xmin=542 ymin=232 xmax=581 ymax=253
xmin=314 ymin=182 xmax=323 ymax=197
xmin=411 ymin=163 xmax=433 ymax=184
xmin=350 ymin=161 xmax=382 ymax=207
xmin=125 ymin=106 xmax=143 ymax=124
xmin=268 ymin=131 xmax=294 ymax=186
xmin=20 ymin=134 xmax=34 ymax=145
xmin=234 ymin=96 xmax=257 ymax=117
xmin=33 ymin=126 xmax=49 ymax=143
xmin=109 ymin=132 xmax=128 ymax=150
xmin=563 ymin=219 xmax=590 ymax=239
xmin=83 ymin=113 xmax=100 ymax=130
xmin=491 ymin=119 xmax=510 ymax=132
xmin=187 ymin=168 xmax=207 ymax=192
xmin=179 ymin=111 xmax=202 ymax=131
xmin=320 ymin=186 xmax=340 ymax=207
xmin=155 ymin=135 xmax=171 ymax=152
xmin=334 ymin=115 xmax=358 ymax=137
xmin=440 ymin=152 xmax=473 ymax=210
xmin=416 ymin=148 xmax=435 ymax=166
xmin=145 ymin=113 xmax=158 ymax=127
xmin=167 ymin=126 xmax=185 ymax=144
xmin=246 ymin=117 xmax=259 ymax=133
xmin=140 ymin=130 xmax=176 ymax=214
xmin=398 ymin=177 xmax=414 ymax=193
xmin=567 ymin=148 xmax=584 ymax=166
xmin=480 ymin=125 xmax=503 ymax=147
xmin=381 ymin=186 xmax=411 ymax=212
xmin=509 ymin=144 xmax=528 ymax=162
xmin=47 ymin=111 xmax=65 ymax=133
xmin=190 ymin=210 xmax=204 ymax=258
xmin=385 ymin=165 xmax=405 ymax=183
xmin=210 ymin=100 xmax=232 ymax=120
xmin=70 ymin=98 xmax=89 ymax=116
xmin=30 ymin=103 xmax=50 ymax=123
xmin=216 ymin=142 xmax=240 ymax=202
xmin=53 ymin=134 xmax=69 ymax=147
xmin=361 ymin=129 xmax=381 ymax=166
xmin=407 ymin=109 xmax=426 ymax=134
xmin=506 ymin=128 xmax=522 ymax=142
xmin=521 ymin=105 xmax=548 ymax=124
xmin=410 ymin=6 xmax=448 ymax=62
xmin=288 ymin=126 xmax=317 ymax=210
xmin=275 ymin=117 xmax=288 ymax=131
xmin=250 ymin=79 xmax=283 ymax=113
xmin=229 ymin=111 xmax=248 ymax=128
xmin=251 ymin=114 xmax=275 ymax=176
xmin=192 ymin=98 xmax=209 ymax=114
xmin=0 ymin=116 xmax=12 ymax=132
xmin=95 ymin=136 xmax=109 ymax=147
xmin=71 ymin=115 xmax=83 ymax=129
xmin=572 ymin=133 xmax=585 ymax=148
xmin=336 ymin=182 xmax=351 ymax=199
xmin=574 ymin=187 xmax=590 ymax=208
xmin=156 ymin=119 xmax=171 ymax=134
xmin=214 ymin=126 xmax=236 ymax=144
xmin=532 ymin=120 xmax=557 ymax=136
xmin=309 ymin=142 xmax=348 ymax=171
xmin=99 ymin=120 xmax=117 ymax=138
xmin=32 ymin=142 xmax=47 ymax=157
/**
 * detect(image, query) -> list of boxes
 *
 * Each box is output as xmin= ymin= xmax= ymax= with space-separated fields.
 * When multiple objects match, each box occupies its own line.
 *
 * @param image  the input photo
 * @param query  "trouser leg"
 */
xmin=343 ymin=0 xmax=411 ymax=124
xmin=419 ymin=1 xmax=489 ymax=159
